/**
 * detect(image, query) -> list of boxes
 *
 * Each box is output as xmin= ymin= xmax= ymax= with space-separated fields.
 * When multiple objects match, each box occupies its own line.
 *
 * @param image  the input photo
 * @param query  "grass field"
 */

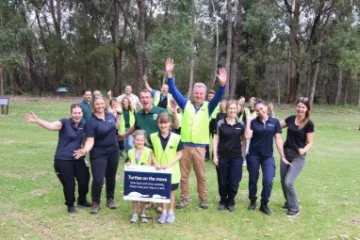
xmin=0 ymin=97 xmax=360 ymax=240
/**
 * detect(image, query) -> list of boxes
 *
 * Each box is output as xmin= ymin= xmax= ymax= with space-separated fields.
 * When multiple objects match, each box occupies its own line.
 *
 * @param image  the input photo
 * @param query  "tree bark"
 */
xmin=335 ymin=68 xmax=343 ymax=105
xmin=210 ymin=0 xmax=219 ymax=89
xmin=309 ymin=49 xmax=321 ymax=104
xmin=187 ymin=30 xmax=195 ymax=98
xmin=224 ymin=0 xmax=233 ymax=98
xmin=0 ymin=64 xmax=3 ymax=95
xmin=135 ymin=0 xmax=146 ymax=94
xmin=111 ymin=0 xmax=122 ymax=97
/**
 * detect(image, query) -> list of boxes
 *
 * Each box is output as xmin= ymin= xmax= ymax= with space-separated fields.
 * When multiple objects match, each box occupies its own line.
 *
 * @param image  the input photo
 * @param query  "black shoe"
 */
xmin=248 ymin=200 xmax=256 ymax=210
xmin=287 ymin=209 xmax=300 ymax=216
xmin=228 ymin=205 xmax=235 ymax=212
xmin=199 ymin=200 xmax=208 ymax=209
xmin=281 ymin=202 xmax=288 ymax=210
xmin=90 ymin=203 xmax=100 ymax=214
xmin=78 ymin=201 xmax=91 ymax=207
xmin=259 ymin=203 xmax=272 ymax=215
xmin=67 ymin=206 xmax=76 ymax=214
xmin=218 ymin=204 xmax=226 ymax=211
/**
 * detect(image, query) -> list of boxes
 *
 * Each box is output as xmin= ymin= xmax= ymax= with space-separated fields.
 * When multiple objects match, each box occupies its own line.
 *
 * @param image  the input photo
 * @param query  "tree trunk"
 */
xmin=0 ymin=65 xmax=3 ymax=95
xmin=229 ymin=0 xmax=242 ymax=99
xmin=343 ymin=73 xmax=349 ymax=105
xmin=111 ymin=0 xmax=122 ymax=97
xmin=187 ymin=31 xmax=195 ymax=98
xmin=287 ymin=0 xmax=300 ymax=103
xmin=26 ymin=44 xmax=42 ymax=95
xmin=135 ymin=0 xmax=146 ymax=94
xmin=357 ymin=77 xmax=360 ymax=108
xmin=309 ymin=49 xmax=321 ymax=105
xmin=224 ymin=0 xmax=233 ymax=98
xmin=335 ymin=68 xmax=343 ymax=105
xmin=210 ymin=0 xmax=219 ymax=89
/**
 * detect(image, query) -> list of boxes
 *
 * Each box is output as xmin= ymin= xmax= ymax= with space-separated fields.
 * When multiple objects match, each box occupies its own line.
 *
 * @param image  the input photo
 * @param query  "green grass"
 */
xmin=1 ymin=97 xmax=360 ymax=239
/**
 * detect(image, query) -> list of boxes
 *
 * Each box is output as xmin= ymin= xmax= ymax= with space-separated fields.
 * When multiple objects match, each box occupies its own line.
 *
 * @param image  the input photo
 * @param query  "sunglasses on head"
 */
xmin=298 ymin=97 xmax=309 ymax=102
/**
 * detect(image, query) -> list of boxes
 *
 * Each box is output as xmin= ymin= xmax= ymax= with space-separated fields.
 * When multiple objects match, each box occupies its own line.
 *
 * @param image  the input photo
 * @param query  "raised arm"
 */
xmin=208 ymin=68 xmax=227 ymax=115
xmin=165 ymin=58 xmax=187 ymax=110
xmin=244 ymin=116 xmax=254 ymax=139
xmin=143 ymin=75 xmax=152 ymax=92
xmin=24 ymin=112 xmax=62 ymax=131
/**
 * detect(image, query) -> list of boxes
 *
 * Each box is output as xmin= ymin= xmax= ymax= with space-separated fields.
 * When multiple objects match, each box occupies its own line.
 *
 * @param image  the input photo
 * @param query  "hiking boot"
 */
xmin=176 ymin=199 xmax=188 ymax=209
xmin=248 ymin=200 xmax=256 ymax=210
xmin=259 ymin=202 xmax=272 ymax=215
xmin=287 ymin=209 xmax=300 ymax=216
xmin=90 ymin=202 xmax=100 ymax=214
xmin=106 ymin=198 xmax=117 ymax=209
xmin=199 ymin=200 xmax=208 ymax=209
xmin=67 ymin=206 xmax=76 ymax=214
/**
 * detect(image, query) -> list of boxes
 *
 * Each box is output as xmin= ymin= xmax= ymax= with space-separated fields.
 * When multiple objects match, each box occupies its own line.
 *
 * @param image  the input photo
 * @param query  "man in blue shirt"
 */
xmin=165 ymin=58 xmax=227 ymax=209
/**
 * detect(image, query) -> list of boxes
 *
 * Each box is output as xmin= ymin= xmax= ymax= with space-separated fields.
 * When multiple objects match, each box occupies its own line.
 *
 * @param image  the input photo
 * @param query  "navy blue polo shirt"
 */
xmin=86 ymin=112 xmax=119 ymax=158
xmin=217 ymin=118 xmax=245 ymax=158
xmin=149 ymin=132 xmax=183 ymax=152
xmin=54 ymin=118 xmax=86 ymax=161
xmin=248 ymin=116 xmax=281 ymax=158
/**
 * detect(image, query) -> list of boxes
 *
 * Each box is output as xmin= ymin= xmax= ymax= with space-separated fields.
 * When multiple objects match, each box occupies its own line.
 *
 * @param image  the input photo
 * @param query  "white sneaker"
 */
xmin=130 ymin=214 xmax=138 ymax=223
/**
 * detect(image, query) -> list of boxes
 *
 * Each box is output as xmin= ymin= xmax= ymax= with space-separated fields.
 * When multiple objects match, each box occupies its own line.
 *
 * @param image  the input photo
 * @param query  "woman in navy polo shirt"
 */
xmin=213 ymin=100 xmax=245 ymax=212
xmin=280 ymin=97 xmax=314 ymax=216
xmin=74 ymin=97 xmax=120 ymax=214
xmin=245 ymin=99 xmax=290 ymax=215
xmin=24 ymin=104 xmax=90 ymax=214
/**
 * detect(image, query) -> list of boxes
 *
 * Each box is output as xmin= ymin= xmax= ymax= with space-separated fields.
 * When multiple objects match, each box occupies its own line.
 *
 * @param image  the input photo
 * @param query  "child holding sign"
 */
xmin=149 ymin=112 xmax=183 ymax=224
xmin=126 ymin=130 xmax=153 ymax=223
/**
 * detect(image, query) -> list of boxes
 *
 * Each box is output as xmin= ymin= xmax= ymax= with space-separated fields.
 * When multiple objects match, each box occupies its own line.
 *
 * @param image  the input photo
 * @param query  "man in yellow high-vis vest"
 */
xmin=165 ymin=58 xmax=227 ymax=209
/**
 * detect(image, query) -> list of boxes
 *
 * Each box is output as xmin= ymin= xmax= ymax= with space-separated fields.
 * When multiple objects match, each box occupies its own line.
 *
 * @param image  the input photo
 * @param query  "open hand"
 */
xmin=73 ymin=148 xmax=86 ymax=159
xmin=165 ymin=58 xmax=175 ymax=77
xmin=24 ymin=112 xmax=39 ymax=123
xmin=216 ymin=68 xmax=227 ymax=87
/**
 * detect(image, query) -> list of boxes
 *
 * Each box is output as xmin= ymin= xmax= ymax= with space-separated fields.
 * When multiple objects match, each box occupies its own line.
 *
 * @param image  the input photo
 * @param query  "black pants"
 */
xmin=54 ymin=159 xmax=90 ymax=207
xmin=90 ymin=150 xmax=120 ymax=203
xmin=216 ymin=155 xmax=243 ymax=206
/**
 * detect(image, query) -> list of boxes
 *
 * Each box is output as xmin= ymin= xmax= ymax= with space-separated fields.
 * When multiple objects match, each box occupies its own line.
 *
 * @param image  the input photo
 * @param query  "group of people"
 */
xmin=24 ymin=58 xmax=314 ymax=223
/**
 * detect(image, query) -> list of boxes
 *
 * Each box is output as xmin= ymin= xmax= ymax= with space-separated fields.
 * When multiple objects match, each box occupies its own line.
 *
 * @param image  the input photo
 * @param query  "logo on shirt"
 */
xmin=153 ymin=114 xmax=158 ymax=121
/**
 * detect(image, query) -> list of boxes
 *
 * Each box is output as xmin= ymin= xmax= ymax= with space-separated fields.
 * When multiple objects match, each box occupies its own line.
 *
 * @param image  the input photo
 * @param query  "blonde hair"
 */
xmin=132 ymin=130 xmax=148 ymax=146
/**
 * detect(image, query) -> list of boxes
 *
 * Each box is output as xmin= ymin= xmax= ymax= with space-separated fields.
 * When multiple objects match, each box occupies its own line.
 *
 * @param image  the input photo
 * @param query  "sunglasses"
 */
xmin=298 ymin=97 xmax=309 ymax=102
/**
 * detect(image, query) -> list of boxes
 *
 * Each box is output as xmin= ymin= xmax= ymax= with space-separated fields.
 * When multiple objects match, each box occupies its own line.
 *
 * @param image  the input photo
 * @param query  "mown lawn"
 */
xmin=0 ymin=97 xmax=359 ymax=240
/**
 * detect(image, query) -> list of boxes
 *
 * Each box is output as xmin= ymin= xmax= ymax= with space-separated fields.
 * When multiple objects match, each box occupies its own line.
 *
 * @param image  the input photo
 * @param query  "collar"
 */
xmin=158 ymin=132 xmax=171 ymax=141
xmin=224 ymin=117 xmax=238 ymax=125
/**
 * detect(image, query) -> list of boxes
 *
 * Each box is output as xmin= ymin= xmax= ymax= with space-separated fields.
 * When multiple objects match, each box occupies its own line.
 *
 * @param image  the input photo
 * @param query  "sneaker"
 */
xmin=78 ymin=201 xmax=91 ymax=207
xmin=228 ymin=205 xmax=235 ymax=212
xmin=287 ymin=209 xmax=300 ymax=216
xmin=176 ymin=199 xmax=188 ymax=209
xmin=67 ymin=206 xmax=76 ymax=214
xmin=248 ymin=200 xmax=256 ymax=210
xmin=199 ymin=200 xmax=208 ymax=209
xmin=158 ymin=213 xmax=167 ymax=224
xmin=90 ymin=203 xmax=100 ymax=214
xmin=130 ymin=214 xmax=139 ymax=223
xmin=259 ymin=203 xmax=272 ymax=215
xmin=141 ymin=214 xmax=148 ymax=223
xmin=106 ymin=198 xmax=117 ymax=209
xmin=166 ymin=212 xmax=176 ymax=223
xmin=218 ymin=204 xmax=226 ymax=211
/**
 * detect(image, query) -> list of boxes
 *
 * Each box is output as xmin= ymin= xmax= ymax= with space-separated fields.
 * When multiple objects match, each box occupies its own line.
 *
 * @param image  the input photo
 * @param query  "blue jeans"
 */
xmin=124 ymin=127 xmax=134 ymax=153
xmin=247 ymin=154 xmax=275 ymax=203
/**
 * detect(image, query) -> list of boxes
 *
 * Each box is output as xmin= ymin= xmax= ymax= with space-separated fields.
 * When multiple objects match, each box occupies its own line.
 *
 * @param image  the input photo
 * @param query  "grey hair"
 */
xmin=193 ymin=82 xmax=207 ymax=92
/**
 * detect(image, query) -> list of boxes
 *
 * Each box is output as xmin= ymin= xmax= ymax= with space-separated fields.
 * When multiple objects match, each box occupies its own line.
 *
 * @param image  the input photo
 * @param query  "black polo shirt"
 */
xmin=216 ymin=118 xmax=245 ymax=158
xmin=284 ymin=115 xmax=314 ymax=150
xmin=86 ymin=112 xmax=119 ymax=158
xmin=248 ymin=116 xmax=281 ymax=158
xmin=54 ymin=118 xmax=86 ymax=161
